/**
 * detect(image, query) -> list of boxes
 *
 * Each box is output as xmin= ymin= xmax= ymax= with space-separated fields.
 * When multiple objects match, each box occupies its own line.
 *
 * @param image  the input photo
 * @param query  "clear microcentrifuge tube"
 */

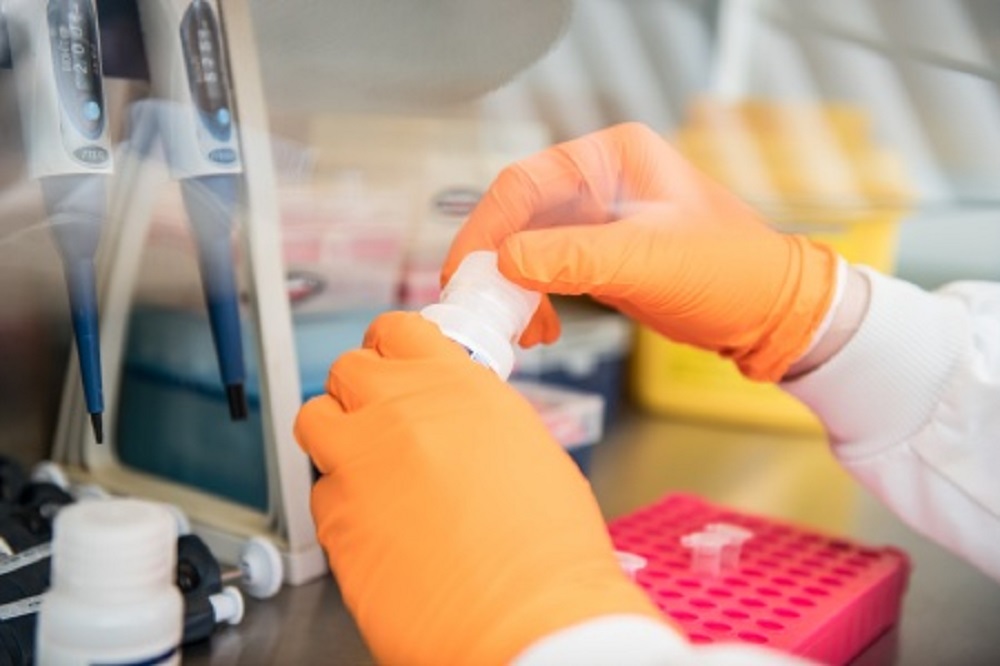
xmin=705 ymin=522 xmax=754 ymax=571
xmin=614 ymin=550 xmax=648 ymax=581
xmin=680 ymin=531 xmax=730 ymax=578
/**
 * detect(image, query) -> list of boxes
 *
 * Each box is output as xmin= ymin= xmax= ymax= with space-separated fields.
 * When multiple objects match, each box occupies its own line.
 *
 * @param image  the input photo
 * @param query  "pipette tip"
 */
xmin=226 ymin=384 xmax=248 ymax=421
xmin=90 ymin=412 xmax=104 ymax=444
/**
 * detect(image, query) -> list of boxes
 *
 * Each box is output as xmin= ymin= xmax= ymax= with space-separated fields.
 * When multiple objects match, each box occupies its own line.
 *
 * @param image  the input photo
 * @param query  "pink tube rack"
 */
xmin=608 ymin=494 xmax=910 ymax=665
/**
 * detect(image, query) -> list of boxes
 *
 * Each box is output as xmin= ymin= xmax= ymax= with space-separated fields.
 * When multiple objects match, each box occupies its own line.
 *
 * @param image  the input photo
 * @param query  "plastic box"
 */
xmin=513 ymin=300 xmax=631 ymax=432
xmin=608 ymin=494 xmax=910 ymax=664
xmin=116 ymin=308 xmax=606 ymax=509
xmin=632 ymin=100 xmax=912 ymax=433
xmin=512 ymin=381 xmax=605 ymax=475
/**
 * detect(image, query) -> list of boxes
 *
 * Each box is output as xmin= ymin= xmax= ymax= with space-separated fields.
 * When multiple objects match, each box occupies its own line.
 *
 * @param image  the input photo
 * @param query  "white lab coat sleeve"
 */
xmin=782 ymin=268 xmax=1000 ymax=584
xmin=512 ymin=615 xmax=817 ymax=666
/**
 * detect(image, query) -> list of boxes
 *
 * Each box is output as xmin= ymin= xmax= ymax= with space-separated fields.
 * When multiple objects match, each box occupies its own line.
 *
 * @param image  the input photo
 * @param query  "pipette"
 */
xmin=137 ymin=0 xmax=248 ymax=419
xmin=7 ymin=0 xmax=112 ymax=442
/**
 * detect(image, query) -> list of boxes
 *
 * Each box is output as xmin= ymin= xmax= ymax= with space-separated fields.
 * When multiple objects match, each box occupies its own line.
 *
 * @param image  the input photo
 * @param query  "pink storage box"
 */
xmin=609 ymin=494 xmax=910 ymax=664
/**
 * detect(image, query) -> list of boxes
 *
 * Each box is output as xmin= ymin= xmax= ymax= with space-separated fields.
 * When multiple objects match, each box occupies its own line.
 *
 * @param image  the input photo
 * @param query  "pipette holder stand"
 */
xmin=49 ymin=0 xmax=325 ymax=587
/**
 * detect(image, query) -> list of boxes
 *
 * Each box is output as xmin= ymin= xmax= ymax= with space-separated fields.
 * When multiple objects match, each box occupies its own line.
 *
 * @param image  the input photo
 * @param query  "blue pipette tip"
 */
xmin=226 ymin=383 xmax=248 ymax=421
xmin=90 ymin=412 xmax=104 ymax=444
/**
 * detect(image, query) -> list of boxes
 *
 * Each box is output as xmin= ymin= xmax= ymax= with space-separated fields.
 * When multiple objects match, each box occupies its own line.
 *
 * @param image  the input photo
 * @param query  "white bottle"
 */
xmin=421 ymin=251 xmax=541 ymax=379
xmin=36 ymin=499 xmax=183 ymax=666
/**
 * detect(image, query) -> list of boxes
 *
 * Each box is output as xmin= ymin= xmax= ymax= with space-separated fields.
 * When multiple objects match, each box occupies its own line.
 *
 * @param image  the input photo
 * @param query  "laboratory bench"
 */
xmin=183 ymin=410 xmax=1000 ymax=666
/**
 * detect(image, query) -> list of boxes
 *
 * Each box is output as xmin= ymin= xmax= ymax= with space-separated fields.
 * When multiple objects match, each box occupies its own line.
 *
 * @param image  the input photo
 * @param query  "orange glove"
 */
xmin=443 ymin=122 xmax=839 ymax=381
xmin=294 ymin=312 xmax=666 ymax=666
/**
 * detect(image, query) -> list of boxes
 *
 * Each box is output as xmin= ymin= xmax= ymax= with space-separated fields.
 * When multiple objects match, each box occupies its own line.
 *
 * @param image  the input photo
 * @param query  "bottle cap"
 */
xmin=50 ymin=499 xmax=177 ymax=600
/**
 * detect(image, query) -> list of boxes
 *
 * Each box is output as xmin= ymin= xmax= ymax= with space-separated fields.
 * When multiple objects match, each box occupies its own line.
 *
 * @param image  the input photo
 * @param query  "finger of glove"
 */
xmin=362 ymin=311 xmax=472 ymax=362
xmin=295 ymin=388 xmax=408 ymax=476
xmin=294 ymin=394 xmax=349 ymax=475
xmin=443 ymin=132 xmax=621 ymax=276
xmin=497 ymin=218 xmax=662 ymax=300
xmin=518 ymin=296 xmax=560 ymax=347
xmin=441 ymin=148 xmax=608 ymax=347
xmin=445 ymin=123 xmax=690 ymax=282
xmin=326 ymin=341 xmax=489 ymax=415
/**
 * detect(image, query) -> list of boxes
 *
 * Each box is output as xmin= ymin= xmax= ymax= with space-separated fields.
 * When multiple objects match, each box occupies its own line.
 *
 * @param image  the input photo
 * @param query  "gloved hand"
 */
xmin=443 ymin=122 xmax=839 ymax=381
xmin=294 ymin=312 xmax=667 ymax=666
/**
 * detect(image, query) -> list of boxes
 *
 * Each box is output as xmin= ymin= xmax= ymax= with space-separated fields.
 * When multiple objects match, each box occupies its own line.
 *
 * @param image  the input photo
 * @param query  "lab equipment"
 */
xmin=614 ymin=550 xmax=648 ymax=581
xmin=33 ymin=459 xmax=281 ymax=598
xmin=49 ymin=0 xmax=338 ymax=589
xmin=36 ymin=499 xmax=184 ymax=665
xmin=0 ymin=557 xmax=50 ymax=666
xmin=137 ymin=0 xmax=249 ymax=419
xmin=223 ymin=535 xmax=283 ymax=600
xmin=0 ymin=457 xmax=28 ymax=505
xmin=177 ymin=532 xmax=282 ymax=603
xmin=608 ymin=493 xmax=909 ymax=664
xmin=679 ymin=530 xmax=731 ymax=578
xmin=421 ymin=251 xmax=541 ymax=380
xmin=0 ymin=544 xmax=51 ymax=577
xmin=0 ymin=480 xmax=251 ymax=662
xmin=176 ymin=534 xmax=246 ymax=644
xmin=0 ymin=586 xmax=243 ymax=644
xmin=6 ymin=0 xmax=113 ymax=443
xmin=706 ymin=521 xmax=755 ymax=571
xmin=0 ymin=480 xmax=74 ymax=556
xmin=0 ymin=595 xmax=42 ymax=623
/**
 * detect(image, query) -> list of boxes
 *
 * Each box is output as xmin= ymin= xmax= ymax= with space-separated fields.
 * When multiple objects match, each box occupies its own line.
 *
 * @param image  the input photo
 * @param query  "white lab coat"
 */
xmin=515 ymin=268 xmax=1000 ymax=665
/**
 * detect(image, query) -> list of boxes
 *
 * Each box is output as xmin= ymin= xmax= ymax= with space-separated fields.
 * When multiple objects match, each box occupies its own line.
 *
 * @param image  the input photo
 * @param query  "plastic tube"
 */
xmin=680 ymin=531 xmax=730 ymax=578
xmin=420 ymin=251 xmax=541 ymax=380
xmin=705 ymin=522 xmax=754 ymax=571
xmin=614 ymin=550 xmax=648 ymax=581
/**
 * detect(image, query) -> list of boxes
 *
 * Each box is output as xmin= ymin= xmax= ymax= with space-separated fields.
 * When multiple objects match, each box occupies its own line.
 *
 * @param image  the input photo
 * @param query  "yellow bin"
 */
xmin=632 ymin=100 xmax=912 ymax=433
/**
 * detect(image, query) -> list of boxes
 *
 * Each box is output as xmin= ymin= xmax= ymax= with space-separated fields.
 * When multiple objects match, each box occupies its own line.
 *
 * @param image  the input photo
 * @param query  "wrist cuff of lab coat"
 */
xmin=781 ymin=267 xmax=967 ymax=450
xmin=511 ymin=615 xmax=690 ymax=666
xmin=512 ymin=614 xmax=819 ymax=665
xmin=797 ymin=258 xmax=848 ymax=360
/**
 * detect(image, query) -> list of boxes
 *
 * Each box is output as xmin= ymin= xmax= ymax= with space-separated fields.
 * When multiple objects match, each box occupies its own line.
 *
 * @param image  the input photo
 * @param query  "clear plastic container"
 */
xmin=705 ymin=522 xmax=754 ymax=571
xmin=420 ymin=251 xmax=541 ymax=379
xmin=679 ymin=530 xmax=731 ymax=578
